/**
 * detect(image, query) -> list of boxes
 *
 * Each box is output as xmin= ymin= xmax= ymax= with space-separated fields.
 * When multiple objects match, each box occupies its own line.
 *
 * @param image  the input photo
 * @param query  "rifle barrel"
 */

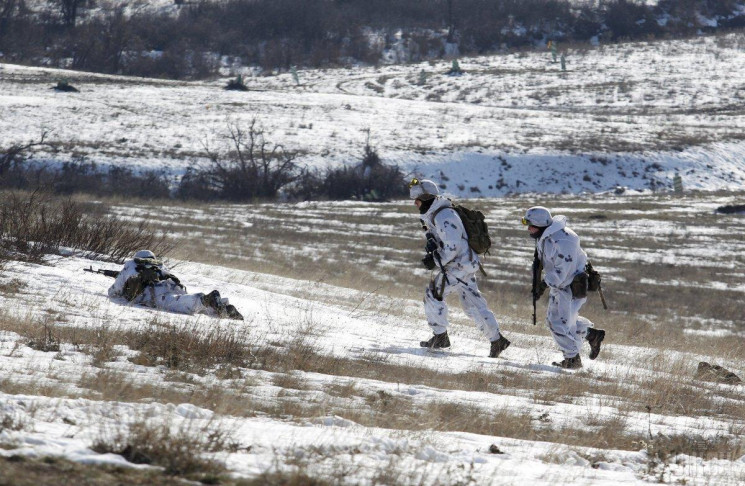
xmin=598 ymin=286 xmax=608 ymax=310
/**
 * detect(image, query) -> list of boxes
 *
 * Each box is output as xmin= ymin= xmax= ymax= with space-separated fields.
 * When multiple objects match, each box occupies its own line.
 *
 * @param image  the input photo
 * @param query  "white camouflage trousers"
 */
xmin=424 ymin=270 xmax=501 ymax=341
xmin=136 ymin=282 xmax=208 ymax=315
xmin=546 ymin=287 xmax=593 ymax=358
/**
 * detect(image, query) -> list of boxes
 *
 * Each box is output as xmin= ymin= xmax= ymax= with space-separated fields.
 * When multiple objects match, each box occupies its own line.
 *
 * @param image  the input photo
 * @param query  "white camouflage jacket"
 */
xmin=420 ymin=197 xmax=479 ymax=274
xmin=536 ymin=215 xmax=587 ymax=290
xmin=108 ymin=259 xmax=183 ymax=305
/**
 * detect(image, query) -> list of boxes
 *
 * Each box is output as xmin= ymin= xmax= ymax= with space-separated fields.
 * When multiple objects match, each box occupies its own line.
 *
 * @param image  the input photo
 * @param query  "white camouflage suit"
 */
xmin=536 ymin=215 xmax=595 ymax=358
xmin=108 ymin=258 xmax=210 ymax=315
xmin=421 ymin=196 xmax=502 ymax=341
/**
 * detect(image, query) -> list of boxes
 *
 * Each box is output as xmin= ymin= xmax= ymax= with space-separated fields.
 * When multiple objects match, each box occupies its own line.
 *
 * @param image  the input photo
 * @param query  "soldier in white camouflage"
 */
xmin=409 ymin=179 xmax=511 ymax=358
xmin=108 ymin=250 xmax=243 ymax=320
xmin=523 ymin=207 xmax=605 ymax=369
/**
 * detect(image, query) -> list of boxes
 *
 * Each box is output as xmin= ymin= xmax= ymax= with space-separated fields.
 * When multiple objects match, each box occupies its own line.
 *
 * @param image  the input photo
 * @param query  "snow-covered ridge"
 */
xmin=3 ymin=33 xmax=745 ymax=198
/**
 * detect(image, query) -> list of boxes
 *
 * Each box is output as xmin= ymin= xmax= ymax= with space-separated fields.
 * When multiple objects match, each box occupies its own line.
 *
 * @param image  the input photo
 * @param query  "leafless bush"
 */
xmin=289 ymin=137 xmax=408 ymax=202
xmin=0 ymin=131 xmax=48 ymax=181
xmin=92 ymin=417 xmax=229 ymax=477
xmin=0 ymin=278 xmax=25 ymax=296
xmin=0 ymin=191 xmax=172 ymax=263
xmin=26 ymin=324 xmax=61 ymax=353
xmin=178 ymin=120 xmax=299 ymax=201
xmin=0 ymin=409 xmax=28 ymax=434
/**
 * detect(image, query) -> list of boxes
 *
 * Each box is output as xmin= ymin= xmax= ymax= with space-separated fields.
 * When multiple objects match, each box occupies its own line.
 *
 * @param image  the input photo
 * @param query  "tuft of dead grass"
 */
xmin=92 ymin=417 xmax=232 ymax=478
xmin=124 ymin=320 xmax=252 ymax=374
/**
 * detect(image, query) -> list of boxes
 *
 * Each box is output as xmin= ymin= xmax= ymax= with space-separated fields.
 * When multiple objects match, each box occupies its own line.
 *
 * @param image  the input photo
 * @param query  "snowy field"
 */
xmin=0 ymin=192 xmax=743 ymax=484
xmin=3 ymin=33 xmax=745 ymax=197
xmin=1 ymin=28 xmax=745 ymax=484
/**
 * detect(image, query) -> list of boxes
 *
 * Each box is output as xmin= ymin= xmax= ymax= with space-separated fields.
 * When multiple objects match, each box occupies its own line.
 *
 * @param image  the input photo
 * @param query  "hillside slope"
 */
xmin=2 ymin=34 xmax=745 ymax=197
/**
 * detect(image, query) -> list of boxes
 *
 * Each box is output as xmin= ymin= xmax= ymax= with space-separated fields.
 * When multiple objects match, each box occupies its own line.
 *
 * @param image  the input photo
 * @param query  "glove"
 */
xmin=533 ymin=280 xmax=548 ymax=299
xmin=425 ymin=233 xmax=438 ymax=254
xmin=422 ymin=253 xmax=437 ymax=270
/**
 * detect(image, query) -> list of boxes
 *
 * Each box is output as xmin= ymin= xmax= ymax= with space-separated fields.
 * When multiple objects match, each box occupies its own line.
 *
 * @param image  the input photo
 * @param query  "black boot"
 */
xmin=420 ymin=331 xmax=450 ymax=349
xmin=201 ymin=290 xmax=226 ymax=316
xmin=489 ymin=335 xmax=511 ymax=358
xmin=586 ymin=328 xmax=606 ymax=360
xmin=225 ymin=304 xmax=244 ymax=321
xmin=552 ymin=355 xmax=583 ymax=369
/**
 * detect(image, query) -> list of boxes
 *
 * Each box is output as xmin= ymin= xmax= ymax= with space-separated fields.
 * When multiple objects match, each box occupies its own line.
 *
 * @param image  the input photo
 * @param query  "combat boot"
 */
xmin=420 ymin=331 xmax=450 ymax=349
xmin=552 ymin=355 xmax=583 ymax=369
xmin=489 ymin=335 xmax=511 ymax=358
xmin=225 ymin=304 xmax=244 ymax=321
xmin=586 ymin=328 xmax=606 ymax=360
xmin=201 ymin=290 xmax=226 ymax=315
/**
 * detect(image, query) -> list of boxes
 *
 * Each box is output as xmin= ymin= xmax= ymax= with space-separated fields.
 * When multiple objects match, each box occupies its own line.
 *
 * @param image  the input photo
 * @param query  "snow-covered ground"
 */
xmin=3 ymin=33 xmax=745 ymax=197
xmin=1 ymin=254 xmax=743 ymax=484
xmin=1 ymin=189 xmax=744 ymax=483
xmin=2 ymin=28 xmax=745 ymax=485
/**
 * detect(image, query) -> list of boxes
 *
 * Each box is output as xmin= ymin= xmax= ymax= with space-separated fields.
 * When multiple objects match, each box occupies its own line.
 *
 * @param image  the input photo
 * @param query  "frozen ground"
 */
xmin=0 ymin=191 xmax=743 ymax=484
xmin=3 ymin=33 xmax=745 ymax=197
xmin=0 ymin=255 xmax=743 ymax=484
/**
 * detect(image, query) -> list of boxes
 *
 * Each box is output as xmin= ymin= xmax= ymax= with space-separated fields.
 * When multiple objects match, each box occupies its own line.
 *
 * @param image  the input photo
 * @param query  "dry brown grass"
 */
xmin=92 ymin=416 xmax=233 ymax=478
xmin=1 ymin=192 xmax=744 ymax=483
xmin=0 ymin=456 xmax=197 ymax=486
xmin=108 ymin=191 xmax=745 ymax=354
xmin=0 ymin=313 xmax=253 ymax=376
xmin=0 ymin=190 xmax=172 ymax=264
xmin=2 ymin=308 xmax=742 ymax=435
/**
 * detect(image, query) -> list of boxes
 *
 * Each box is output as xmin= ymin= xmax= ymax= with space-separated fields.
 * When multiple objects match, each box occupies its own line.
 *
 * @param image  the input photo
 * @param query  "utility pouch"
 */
xmin=123 ymin=275 xmax=146 ymax=301
xmin=570 ymin=272 xmax=588 ymax=299
xmin=586 ymin=263 xmax=601 ymax=292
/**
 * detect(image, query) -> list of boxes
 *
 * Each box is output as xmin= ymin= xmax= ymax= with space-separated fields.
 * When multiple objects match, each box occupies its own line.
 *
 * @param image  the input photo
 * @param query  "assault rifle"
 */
xmin=84 ymin=266 xmax=119 ymax=278
xmin=531 ymin=249 xmax=542 ymax=326
xmin=425 ymin=232 xmax=450 ymax=300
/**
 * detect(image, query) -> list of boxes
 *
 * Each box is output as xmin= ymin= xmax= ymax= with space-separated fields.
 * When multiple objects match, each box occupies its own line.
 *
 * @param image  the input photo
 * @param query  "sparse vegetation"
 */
xmin=92 ymin=417 xmax=230 ymax=477
xmin=289 ymin=135 xmax=408 ymax=201
xmin=0 ymin=190 xmax=171 ymax=263
xmin=178 ymin=120 xmax=300 ymax=201
xmin=0 ymin=191 xmax=743 ymax=483
xmin=2 ymin=0 xmax=744 ymax=77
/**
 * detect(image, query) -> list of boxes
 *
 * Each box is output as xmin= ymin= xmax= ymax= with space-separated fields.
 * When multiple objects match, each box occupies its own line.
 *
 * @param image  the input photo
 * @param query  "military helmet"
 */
xmin=521 ymin=206 xmax=553 ymax=228
xmin=134 ymin=250 xmax=156 ymax=259
xmin=408 ymin=178 xmax=439 ymax=201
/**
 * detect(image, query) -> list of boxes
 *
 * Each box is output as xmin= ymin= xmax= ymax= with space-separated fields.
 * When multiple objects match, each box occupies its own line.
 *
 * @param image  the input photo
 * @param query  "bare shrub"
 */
xmin=178 ymin=120 xmax=299 ymax=201
xmin=0 ymin=191 xmax=172 ymax=263
xmin=0 ymin=279 xmax=26 ymax=296
xmin=289 ymin=137 xmax=408 ymax=202
xmin=52 ymin=162 xmax=171 ymax=200
xmin=25 ymin=318 xmax=61 ymax=353
xmin=0 ymin=410 xmax=28 ymax=434
xmin=92 ymin=417 xmax=229 ymax=477
xmin=0 ymin=131 xmax=48 ymax=181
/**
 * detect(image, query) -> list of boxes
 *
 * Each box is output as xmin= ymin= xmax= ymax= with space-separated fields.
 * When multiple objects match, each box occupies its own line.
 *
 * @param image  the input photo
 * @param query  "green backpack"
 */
xmin=433 ymin=203 xmax=492 ymax=255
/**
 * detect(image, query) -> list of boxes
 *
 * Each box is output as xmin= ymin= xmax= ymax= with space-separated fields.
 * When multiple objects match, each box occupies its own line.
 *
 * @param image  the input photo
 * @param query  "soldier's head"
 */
xmin=522 ymin=206 xmax=553 ymax=239
xmin=408 ymin=178 xmax=439 ymax=214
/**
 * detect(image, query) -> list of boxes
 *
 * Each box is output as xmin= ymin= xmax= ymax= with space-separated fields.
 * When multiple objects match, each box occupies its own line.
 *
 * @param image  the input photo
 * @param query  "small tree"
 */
xmin=182 ymin=120 xmax=298 ymax=201
xmin=51 ymin=0 xmax=84 ymax=27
